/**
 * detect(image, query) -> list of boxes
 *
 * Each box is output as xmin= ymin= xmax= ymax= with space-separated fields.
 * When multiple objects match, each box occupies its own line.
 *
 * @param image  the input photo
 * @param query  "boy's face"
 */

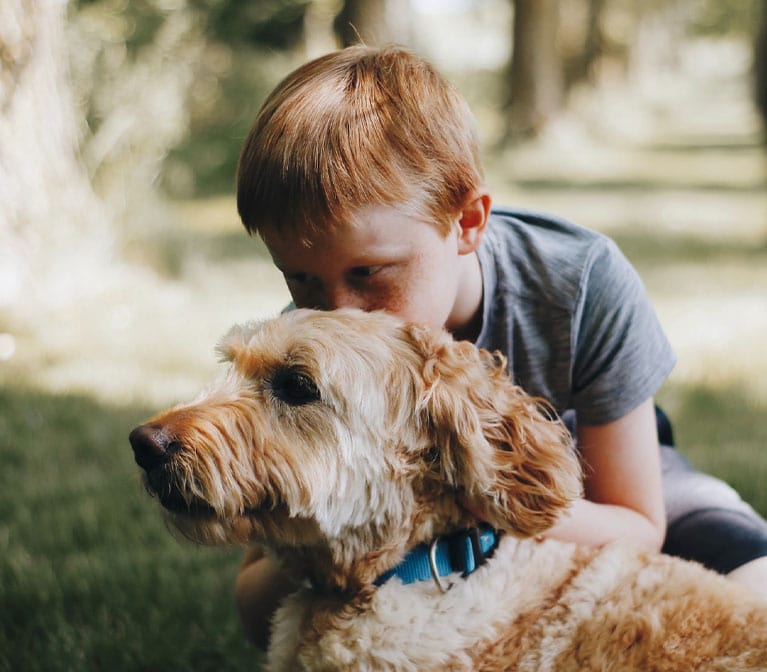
xmin=262 ymin=204 xmax=484 ymax=336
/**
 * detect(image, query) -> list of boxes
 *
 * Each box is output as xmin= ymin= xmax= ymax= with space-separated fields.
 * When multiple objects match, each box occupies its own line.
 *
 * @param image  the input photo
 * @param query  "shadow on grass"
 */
xmin=0 ymin=387 xmax=262 ymax=672
xmin=513 ymin=177 xmax=767 ymax=193
xmin=608 ymin=230 xmax=767 ymax=269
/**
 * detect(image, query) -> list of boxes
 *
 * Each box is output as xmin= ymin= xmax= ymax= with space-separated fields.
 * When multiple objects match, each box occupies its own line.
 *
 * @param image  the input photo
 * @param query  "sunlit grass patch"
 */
xmin=3 ymin=201 xmax=289 ymax=407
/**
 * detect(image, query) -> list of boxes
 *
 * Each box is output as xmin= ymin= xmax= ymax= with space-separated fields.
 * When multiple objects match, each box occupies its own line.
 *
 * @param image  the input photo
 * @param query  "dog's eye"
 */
xmin=270 ymin=367 xmax=321 ymax=406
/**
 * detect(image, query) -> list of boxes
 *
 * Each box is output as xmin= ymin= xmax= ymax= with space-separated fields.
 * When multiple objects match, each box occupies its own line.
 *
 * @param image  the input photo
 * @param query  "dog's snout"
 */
xmin=129 ymin=424 xmax=179 ymax=471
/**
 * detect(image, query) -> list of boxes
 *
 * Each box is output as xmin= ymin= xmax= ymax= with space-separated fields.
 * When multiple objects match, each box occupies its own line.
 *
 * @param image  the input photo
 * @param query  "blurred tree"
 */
xmin=581 ymin=0 xmax=607 ymax=80
xmin=195 ymin=0 xmax=310 ymax=50
xmin=304 ymin=0 xmax=343 ymax=57
xmin=334 ymin=0 xmax=413 ymax=47
xmin=755 ymin=0 xmax=767 ymax=134
xmin=504 ymin=0 xmax=563 ymax=138
xmin=0 ymin=0 xmax=111 ymax=309
xmin=685 ymin=0 xmax=761 ymax=36
xmin=502 ymin=0 xmax=764 ymax=140
xmin=564 ymin=0 xmax=607 ymax=87
xmin=70 ymin=1 xmax=205 ymax=225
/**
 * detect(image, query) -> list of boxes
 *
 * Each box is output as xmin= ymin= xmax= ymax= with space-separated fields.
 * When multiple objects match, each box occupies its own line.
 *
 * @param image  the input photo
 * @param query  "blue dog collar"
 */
xmin=374 ymin=526 xmax=500 ymax=592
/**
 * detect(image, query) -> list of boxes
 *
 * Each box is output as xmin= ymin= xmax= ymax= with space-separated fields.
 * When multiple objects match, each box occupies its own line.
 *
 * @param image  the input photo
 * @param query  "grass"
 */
xmin=0 ymin=388 xmax=261 ymax=672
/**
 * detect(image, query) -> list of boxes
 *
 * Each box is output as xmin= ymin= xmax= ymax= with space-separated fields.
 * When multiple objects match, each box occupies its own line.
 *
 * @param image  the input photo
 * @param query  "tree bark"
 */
xmin=755 ymin=0 xmax=767 ymax=132
xmin=334 ymin=0 xmax=413 ymax=48
xmin=505 ymin=0 xmax=563 ymax=138
xmin=0 ymin=0 xmax=110 ymax=309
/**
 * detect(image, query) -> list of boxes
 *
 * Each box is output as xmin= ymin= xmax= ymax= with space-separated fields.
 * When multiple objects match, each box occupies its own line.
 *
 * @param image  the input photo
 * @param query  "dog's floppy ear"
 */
xmin=216 ymin=322 xmax=259 ymax=363
xmin=405 ymin=324 xmax=582 ymax=538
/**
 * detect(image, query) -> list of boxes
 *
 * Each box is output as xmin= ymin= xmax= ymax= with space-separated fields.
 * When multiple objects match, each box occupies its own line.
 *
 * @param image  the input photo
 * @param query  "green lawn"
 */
xmin=0 ymin=388 xmax=261 ymax=672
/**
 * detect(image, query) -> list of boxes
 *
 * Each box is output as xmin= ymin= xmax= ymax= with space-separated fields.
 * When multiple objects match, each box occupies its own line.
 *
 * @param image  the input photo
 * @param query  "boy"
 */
xmin=234 ymin=45 xmax=767 ymax=648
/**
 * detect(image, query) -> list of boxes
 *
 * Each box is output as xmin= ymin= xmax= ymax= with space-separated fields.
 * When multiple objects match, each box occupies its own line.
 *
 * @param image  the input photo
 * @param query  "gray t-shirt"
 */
xmin=475 ymin=207 xmax=676 ymax=426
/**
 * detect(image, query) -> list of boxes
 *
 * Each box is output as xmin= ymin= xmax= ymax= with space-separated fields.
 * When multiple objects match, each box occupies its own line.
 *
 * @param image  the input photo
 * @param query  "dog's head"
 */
xmin=130 ymin=309 xmax=581 ymax=589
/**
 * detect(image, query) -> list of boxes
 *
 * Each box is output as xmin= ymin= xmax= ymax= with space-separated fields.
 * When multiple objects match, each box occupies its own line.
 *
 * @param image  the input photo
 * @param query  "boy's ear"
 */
xmin=456 ymin=190 xmax=492 ymax=255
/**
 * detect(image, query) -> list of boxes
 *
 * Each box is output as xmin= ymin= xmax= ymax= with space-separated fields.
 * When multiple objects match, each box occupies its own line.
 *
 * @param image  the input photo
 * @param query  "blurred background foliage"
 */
xmin=1 ymin=1 xmax=766 ymax=670
xmin=3 ymin=0 xmax=760 ymax=392
xmin=3 ymin=0 xmax=765 ymax=252
xmin=58 ymin=0 xmax=767 ymax=202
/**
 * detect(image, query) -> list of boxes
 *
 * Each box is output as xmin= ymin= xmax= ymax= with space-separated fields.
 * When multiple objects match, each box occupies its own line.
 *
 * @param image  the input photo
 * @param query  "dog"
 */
xmin=130 ymin=308 xmax=767 ymax=671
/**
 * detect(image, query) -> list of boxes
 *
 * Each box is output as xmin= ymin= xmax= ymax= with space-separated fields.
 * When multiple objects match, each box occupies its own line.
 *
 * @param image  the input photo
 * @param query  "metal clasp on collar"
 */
xmin=428 ymin=537 xmax=453 ymax=593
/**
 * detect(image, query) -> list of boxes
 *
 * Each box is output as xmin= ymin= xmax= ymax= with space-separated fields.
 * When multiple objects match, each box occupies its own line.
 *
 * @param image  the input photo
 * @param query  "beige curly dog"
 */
xmin=130 ymin=308 xmax=767 ymax=671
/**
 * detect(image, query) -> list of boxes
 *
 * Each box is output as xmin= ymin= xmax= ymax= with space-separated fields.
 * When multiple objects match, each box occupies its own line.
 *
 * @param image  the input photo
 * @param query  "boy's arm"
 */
xmin=235 ymin=547 xmax=297 ymax=650
xmin=542 ymin=397 xmax=667 ymax=552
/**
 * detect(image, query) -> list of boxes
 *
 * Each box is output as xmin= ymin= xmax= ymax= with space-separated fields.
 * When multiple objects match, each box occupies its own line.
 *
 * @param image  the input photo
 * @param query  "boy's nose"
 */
xmin=323 ymin=285 xmax=366 ymax=311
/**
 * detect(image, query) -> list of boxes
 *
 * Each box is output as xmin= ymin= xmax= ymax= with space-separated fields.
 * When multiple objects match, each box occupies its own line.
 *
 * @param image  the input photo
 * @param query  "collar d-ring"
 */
xmin=428 ymin=536 xmax=452 ymax=593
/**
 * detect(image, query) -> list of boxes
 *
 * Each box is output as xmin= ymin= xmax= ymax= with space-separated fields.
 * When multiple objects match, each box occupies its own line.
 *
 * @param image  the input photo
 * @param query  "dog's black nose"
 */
xmin=129 ymin=424 xmax=178 ymax=471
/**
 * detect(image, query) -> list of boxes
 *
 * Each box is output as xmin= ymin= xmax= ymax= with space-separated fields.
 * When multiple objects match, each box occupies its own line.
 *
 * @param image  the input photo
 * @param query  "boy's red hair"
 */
xmin=236 ymin=45 xmax=484 ymax=238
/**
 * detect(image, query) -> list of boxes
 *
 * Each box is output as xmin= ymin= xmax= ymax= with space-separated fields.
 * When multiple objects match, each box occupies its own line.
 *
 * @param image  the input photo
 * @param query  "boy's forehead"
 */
xmin=262 ymin=204 xmax=439 ymax=264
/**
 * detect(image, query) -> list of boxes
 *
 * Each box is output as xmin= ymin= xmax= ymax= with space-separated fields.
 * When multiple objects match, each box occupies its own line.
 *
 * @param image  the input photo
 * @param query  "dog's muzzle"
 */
xmin=129 ymin=424 xmax=204 ymax=513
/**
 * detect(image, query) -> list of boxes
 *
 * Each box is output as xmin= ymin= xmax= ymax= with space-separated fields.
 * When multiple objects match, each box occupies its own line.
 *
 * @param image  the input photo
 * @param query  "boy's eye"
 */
xmin=349 ymin=266 xmax=383 ymax=278
xmin=286 ymin=272 xmax=308 ymax=284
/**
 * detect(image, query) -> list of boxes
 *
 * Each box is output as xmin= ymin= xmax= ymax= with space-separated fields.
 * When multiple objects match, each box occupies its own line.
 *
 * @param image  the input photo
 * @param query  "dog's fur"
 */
xmin=131 ymin=308 xmax=767 ymax=671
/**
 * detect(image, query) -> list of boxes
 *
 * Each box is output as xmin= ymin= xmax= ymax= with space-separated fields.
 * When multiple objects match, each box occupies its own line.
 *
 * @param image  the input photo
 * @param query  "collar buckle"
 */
xmin=453 ymin=526 xmax=490 ymax=577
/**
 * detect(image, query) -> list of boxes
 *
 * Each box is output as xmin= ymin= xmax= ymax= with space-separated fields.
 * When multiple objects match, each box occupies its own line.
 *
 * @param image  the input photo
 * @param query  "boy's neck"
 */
xmin=448 ymin=252 xmax=484 ymax=343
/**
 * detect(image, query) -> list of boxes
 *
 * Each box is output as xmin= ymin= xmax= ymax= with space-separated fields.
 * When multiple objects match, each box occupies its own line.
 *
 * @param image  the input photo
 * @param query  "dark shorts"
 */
xmin=660 ymin=444 xmax=767 ymax=574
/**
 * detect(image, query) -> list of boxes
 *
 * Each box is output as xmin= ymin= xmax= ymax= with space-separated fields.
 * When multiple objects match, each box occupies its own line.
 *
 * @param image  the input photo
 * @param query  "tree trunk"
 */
xmin=505 ymin=0 xmax=563 ymax=138
xmin=334 ymin=0 xmax=413 ymax=48
xmin=0 ymin=0 xmax=110 ymax=309
xmin=304 ymin=0 xmax=342 ymax=58
xmin=755 ymin=0 xmax=767 ymax=132
xmin=579 ymin=0 xmax=607 ymax=84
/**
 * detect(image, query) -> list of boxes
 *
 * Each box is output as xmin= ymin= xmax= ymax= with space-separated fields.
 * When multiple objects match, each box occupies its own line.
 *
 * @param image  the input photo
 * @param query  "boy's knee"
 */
xmin=727 ymin=556 xmax=767 ymax=600
xmin=663 ymin=507 xmax=767 ymax=574
xmin=661 ymin=447 xmax=767 ymax=573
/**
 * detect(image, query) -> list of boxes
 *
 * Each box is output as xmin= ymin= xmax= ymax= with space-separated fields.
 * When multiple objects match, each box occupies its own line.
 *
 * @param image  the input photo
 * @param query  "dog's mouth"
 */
xmin=143 ymin=476 xmax=212 ymax=518
xmin=158 ymin=489 xmax=216 ymax=516
xmin=140 ymin=464 xmax=213 ymax=517
xmin=143 ymin=467 xmax=278 ymax=519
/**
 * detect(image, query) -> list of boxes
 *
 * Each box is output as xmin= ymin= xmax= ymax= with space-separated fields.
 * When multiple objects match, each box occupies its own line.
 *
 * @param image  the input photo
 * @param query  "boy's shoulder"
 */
xmin=481 ymin=206 xmax=619 ymax=307
xmin=486 ymin=206 xmax=606 ymax=251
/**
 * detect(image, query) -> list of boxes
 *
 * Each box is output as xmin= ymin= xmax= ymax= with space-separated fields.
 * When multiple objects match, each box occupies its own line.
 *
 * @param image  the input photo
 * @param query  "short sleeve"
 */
xmin=570 ymin=238 xmax=676 ymax=425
